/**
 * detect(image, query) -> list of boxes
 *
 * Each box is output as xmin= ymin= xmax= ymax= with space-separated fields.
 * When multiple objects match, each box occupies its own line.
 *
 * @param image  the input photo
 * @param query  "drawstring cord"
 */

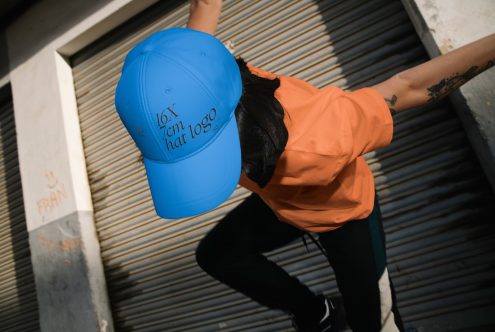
xmin=301 ymin=232 xmax=329 ymax=260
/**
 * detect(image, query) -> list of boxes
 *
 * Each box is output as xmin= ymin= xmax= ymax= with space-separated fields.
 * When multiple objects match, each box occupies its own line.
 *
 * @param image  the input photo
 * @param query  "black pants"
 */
xmin=195 ymin=194 xmax=404 ymax=331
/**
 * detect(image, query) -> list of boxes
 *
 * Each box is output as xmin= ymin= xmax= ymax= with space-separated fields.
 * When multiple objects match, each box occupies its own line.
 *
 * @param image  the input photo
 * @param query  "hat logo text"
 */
xmin=156 ymin=104 xmax=178 ymax=129
xmin=156 ymin=105 xmax=219 ymax=152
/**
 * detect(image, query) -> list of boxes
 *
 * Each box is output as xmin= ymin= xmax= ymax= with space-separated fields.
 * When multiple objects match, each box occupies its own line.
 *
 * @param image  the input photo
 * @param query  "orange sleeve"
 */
xmin=270 ymin=87 xmax=393 ymax=187
xmin=336 ymin=87 xmax=394 ymax=161
xmin=239 ymin=70 xmax=392 ymax=188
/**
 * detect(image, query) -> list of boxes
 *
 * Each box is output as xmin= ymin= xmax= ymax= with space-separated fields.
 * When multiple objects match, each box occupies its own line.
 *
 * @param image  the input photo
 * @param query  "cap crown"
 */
xmin=115 ymin=28 xmax=242 ymax=162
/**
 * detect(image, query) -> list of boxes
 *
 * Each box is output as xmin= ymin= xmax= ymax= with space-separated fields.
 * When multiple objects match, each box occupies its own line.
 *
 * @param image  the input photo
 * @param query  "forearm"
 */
xmin=401 ymin=33 xmax=495 ymax=105
xmin=374 ymin=33 xmax=495 ymax=113
xmin=186 ymin=0 xmax=222 ymax=35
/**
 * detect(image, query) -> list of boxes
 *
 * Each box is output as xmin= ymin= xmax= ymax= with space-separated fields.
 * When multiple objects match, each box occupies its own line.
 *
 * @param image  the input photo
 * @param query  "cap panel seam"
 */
xmin=139 ymin=55 xmax=172 ymax=158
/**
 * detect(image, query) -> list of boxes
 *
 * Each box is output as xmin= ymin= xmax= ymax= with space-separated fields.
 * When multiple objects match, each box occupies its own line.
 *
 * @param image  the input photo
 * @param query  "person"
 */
xmin=115 ymin=1 xmax=495 ymax=331
xmin=186 ymin=1 xmax=495 ymax=331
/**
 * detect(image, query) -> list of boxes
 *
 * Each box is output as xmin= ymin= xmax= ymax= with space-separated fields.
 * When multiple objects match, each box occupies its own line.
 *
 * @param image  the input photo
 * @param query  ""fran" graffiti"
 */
xmin=37 ymin=171 xmax=68 ymax=217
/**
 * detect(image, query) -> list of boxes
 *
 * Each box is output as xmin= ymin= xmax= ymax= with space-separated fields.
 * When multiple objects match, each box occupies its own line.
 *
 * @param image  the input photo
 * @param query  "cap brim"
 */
xmin=144 ymin=115 xmax=241 ymax=219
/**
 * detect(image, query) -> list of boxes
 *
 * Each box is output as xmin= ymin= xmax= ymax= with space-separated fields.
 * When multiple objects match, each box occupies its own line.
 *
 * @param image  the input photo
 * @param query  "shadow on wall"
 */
xmin=311 ymin=0 xmax=495 ymax=330
xmin=0 ymin=84 xmax=40 ymax=331
xmin=1 ymin=30 xmax=9 ymax=83
xmin=6 ymin=0 xmax=111 ymax=72
xmin=0 ymin=0 xmax=38 ymax=82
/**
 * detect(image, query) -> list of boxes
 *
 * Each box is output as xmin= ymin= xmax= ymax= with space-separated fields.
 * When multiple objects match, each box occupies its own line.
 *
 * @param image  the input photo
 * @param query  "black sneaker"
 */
xmin=290 ymin=295 xmax=338 ymax=332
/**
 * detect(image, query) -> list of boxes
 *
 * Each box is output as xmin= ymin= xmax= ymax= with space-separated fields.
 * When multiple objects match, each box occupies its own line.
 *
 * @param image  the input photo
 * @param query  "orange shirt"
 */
xmin=239 ymin=64 xmax=393 ymax=232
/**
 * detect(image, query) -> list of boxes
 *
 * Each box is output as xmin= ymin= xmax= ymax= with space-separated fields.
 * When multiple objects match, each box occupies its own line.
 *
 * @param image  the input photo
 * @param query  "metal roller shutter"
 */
xmin=72 ymin=0 xmax=495 ymax=330
xmin=0 ymin=89 xmax=40 ymax=332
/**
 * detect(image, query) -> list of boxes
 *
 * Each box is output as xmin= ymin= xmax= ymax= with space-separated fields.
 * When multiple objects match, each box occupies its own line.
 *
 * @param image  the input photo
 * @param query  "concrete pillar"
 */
xmin=6 ymin=0 xmax=157 ymax=331
xmin=401 ymin=0 xmax=495 ymax=191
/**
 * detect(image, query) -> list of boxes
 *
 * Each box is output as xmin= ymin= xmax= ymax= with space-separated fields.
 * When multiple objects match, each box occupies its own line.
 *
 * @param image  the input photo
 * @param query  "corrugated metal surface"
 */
xmin=0 ymin=92 xmax=40 ymax=331
xmin=72 ymin=0 xmax=495 ymax=331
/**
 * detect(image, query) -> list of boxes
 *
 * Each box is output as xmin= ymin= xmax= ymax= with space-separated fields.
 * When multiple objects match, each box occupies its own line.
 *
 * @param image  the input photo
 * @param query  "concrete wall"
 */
xmin=402 ymin=0 xmax=495 ymax=191
xmin=5 ymin=0 xmax=157 ymax=331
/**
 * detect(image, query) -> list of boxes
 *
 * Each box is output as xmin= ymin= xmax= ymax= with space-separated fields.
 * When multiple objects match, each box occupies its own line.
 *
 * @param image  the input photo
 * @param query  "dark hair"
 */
xmin=234 ymin=58 xmax=288 ymax=188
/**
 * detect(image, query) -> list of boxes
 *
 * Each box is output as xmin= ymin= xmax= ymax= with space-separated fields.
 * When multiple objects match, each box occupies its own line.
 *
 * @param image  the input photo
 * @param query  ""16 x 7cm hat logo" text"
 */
xmin=156 ymin=104 xmax=218 ymax=152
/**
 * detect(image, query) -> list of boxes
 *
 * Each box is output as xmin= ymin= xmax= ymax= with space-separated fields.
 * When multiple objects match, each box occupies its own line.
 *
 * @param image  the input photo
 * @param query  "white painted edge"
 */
xmin=48 ymin=0 xmax=159 ymax=212
xmin=54 ymin=52 xmax=93 ymax=213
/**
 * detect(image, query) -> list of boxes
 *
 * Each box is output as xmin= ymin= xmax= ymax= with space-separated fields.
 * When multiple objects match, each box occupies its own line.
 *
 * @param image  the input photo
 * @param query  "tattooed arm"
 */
xmin=372 ymin=33 xmax=495 ymax=114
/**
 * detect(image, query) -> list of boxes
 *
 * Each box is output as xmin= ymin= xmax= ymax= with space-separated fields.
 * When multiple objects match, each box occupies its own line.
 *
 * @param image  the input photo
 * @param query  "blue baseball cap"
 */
xmin=114 ymin=28 xmax=242 ymax=218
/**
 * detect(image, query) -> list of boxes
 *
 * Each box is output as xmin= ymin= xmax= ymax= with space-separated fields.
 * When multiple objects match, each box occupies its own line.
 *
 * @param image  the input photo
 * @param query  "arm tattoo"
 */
xmin=385 ymin=94 xmax=398 ymax=115
xmin=427 ymin=60 xmax=494 ymax=103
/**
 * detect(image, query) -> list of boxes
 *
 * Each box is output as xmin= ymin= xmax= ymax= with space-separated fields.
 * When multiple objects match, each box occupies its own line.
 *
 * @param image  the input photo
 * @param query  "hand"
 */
xmin=186 ymin=0 xmax=223 ymax=35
